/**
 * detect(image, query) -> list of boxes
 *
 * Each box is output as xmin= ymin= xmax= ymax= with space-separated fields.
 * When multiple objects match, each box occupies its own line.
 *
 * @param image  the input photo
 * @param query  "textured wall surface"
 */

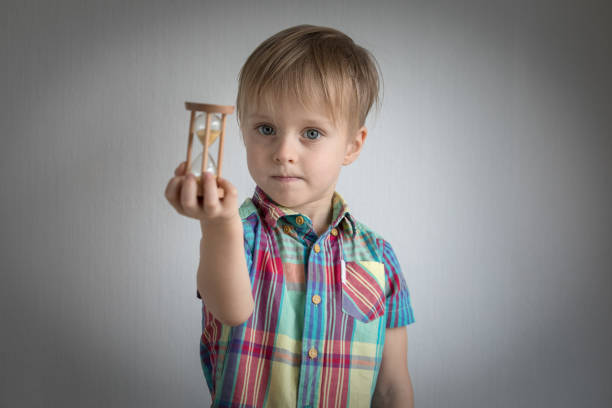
xmin=1 ymin=0 xmax=611 ymax=407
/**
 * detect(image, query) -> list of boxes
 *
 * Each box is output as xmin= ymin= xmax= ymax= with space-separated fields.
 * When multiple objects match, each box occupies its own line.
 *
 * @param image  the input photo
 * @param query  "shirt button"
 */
xmin=282 ymin=225 xmax=292 ymax=234
xmin=312 ymin=294 xmax=321 ymax=305
xmin=296 ymin=216 xmax=305 ymax=225
xmin=330 ymin=228 xmax=338 ymax=236
xmin=313 ymin=244 xmax=321 ymax=253
xmin=308 ymin=347 xmax=318 ymax=359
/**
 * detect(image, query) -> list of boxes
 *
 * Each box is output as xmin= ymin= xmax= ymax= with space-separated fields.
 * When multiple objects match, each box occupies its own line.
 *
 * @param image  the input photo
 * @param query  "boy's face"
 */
xmin=241 ymin=95 xmax=366 ymax=214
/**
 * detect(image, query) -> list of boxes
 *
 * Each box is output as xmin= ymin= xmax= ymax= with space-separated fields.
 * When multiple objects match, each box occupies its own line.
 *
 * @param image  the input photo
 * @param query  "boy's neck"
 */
xmin=308 ymin=204 xmax=334 ymax=237
xmin=283 ymin=193 xmax=335 ymax=237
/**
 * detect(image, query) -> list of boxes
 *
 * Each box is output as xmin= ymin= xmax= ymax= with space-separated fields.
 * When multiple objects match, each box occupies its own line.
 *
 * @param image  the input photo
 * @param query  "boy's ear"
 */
xmin=343 ymin=125 xmax=367 ymax=166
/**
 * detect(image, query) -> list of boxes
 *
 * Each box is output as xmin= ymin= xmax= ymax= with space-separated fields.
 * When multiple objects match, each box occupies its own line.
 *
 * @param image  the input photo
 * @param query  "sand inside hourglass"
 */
xmin=196 ymin=128 xmax=220 ymax=146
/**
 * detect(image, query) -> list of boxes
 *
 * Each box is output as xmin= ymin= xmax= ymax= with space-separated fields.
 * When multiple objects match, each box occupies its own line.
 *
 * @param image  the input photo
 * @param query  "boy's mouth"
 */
xmin=272 ymin=175 xmax=302 ymax=182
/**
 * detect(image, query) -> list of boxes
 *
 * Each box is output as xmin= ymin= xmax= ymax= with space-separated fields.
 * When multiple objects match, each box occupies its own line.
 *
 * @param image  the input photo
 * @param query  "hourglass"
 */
xmin=184 ymin=102 xmax=235 ymax=198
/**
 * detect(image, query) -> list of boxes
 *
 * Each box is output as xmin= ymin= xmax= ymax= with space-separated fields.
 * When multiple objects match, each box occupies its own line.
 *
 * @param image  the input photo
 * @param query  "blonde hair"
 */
xmin=236 ymin=24 xmax=382 ymax=133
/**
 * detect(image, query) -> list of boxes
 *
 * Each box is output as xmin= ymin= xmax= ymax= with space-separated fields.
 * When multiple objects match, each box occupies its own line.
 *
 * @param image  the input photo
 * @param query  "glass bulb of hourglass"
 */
xmin=190 ymin=151 xmax=217 ymax=177
xmin=193 ymin=113 xmax=221 ymax=145
xmin=189 ymin=152 xmax=217 ymax=197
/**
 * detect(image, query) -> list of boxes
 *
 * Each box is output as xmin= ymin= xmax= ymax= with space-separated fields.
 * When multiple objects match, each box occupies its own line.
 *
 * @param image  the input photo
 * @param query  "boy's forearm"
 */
xmin=372 ymin=371 xmax=415 ymax=408
xmin=197 ymin=217 xmax=254 ymax=326
xmin=372 ymin=387 xmax=414 ymax=408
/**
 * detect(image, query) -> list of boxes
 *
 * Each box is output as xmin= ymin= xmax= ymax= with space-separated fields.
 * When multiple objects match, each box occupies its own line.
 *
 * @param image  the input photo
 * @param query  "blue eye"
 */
xmin=257 ymin=125 xmax=275 ymax=135
xmin=304 ymin=129 xmax=320 ymax=140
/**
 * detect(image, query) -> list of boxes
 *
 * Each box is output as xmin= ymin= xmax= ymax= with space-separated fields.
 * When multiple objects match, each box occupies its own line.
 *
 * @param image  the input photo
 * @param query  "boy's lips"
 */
xmin=271 ymin=175 xmax=302 ymax=182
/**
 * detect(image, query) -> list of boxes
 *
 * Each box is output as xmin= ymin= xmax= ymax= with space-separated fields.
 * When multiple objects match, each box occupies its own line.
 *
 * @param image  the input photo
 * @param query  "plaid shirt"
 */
xmin=197 ymin=186 xmax=415 ymax=407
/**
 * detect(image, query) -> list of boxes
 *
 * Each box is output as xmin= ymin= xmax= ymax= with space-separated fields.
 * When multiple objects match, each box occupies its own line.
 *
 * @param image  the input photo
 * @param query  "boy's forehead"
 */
xmin=246 ymin=96 xmax=333 ymax=122
xmin=244 ymin=90 xmax=352 ymax=128
xmin=247 ymin=105 xmax=331 ymax=122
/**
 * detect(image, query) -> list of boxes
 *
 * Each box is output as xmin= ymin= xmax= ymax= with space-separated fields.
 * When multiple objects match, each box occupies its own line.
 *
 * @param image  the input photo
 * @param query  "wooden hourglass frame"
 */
xmin=184 ymin=102 xmax=235 ymax=198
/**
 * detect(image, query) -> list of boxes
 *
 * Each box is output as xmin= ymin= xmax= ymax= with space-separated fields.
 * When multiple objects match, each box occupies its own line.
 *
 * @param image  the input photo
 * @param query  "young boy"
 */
xmin=166 ymin=25 xmax=415 ymax=408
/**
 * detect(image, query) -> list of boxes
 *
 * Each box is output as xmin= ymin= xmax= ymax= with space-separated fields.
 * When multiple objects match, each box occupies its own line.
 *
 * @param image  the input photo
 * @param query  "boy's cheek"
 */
xmin=245 ymin=152 xmax=264 ymax=180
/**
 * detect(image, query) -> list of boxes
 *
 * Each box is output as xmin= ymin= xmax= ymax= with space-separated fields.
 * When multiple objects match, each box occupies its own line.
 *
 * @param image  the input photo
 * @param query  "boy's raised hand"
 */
xmin=165 ymin=161 xmax=240 ymax=225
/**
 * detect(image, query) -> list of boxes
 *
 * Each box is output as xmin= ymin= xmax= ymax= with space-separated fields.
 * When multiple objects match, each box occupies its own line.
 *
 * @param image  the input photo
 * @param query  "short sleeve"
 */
xmin=381 ymin=239 xmax=415 ymax=328
xmin=196 ymin=215 xmax=256 ymax=300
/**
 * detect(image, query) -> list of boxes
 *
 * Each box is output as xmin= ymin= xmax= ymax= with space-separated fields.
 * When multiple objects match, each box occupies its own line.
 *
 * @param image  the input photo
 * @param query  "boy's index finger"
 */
xmin=202 ymin=171 xmax=220 ymax=209
xmin=174 ymin=162 xmax=184 ymax=176
xmin=175 ymin=161 xmax=187 ymax=176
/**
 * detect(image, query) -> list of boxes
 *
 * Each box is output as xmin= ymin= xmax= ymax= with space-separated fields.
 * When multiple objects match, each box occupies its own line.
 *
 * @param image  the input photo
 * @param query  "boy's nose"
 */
xmin=273 ymin=135 xmax=297 ymax=164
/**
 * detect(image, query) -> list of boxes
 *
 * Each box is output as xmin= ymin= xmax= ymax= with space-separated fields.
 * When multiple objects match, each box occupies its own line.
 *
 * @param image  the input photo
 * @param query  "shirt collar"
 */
xmin=251 ymin=185 xmax=356 ymax=237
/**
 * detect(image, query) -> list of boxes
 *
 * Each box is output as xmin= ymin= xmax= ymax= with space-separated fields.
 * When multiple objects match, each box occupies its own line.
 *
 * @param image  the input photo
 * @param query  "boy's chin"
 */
xmin=262 ymin=189 xmax=291 ymax=206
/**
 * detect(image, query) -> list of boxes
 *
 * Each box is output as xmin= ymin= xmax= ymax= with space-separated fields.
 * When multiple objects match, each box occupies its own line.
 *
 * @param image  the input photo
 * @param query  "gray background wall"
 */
xmin=1 ymin=0 xmax=611 ymax=407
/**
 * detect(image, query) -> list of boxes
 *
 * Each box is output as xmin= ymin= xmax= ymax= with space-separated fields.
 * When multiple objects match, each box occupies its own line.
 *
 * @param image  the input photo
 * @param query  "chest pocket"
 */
xmin=341 ymin=260 xmax=386 ymax=323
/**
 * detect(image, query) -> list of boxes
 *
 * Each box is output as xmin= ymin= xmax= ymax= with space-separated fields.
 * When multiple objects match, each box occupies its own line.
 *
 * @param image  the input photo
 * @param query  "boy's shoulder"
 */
xmin=351 ymin=217 xmax=385 ymax=240
xmin=348 ymin=216 xmax=393 ymax=259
